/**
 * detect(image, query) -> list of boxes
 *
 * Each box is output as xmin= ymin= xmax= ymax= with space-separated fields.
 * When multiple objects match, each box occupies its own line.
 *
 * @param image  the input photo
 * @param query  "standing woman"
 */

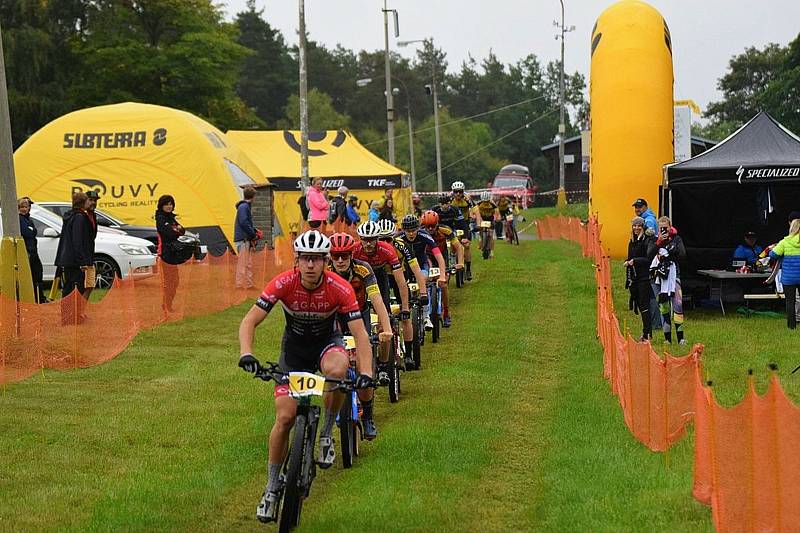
xmin=155 ymin=195 xmax=185 ymax=313
xmin=648 ymin=216 xmax=687 ymax=345
xmin=379 ymin=198 xmax=396 ymax=222
xmin=305 ymin=177 xmax=329 ymax=231
xmin=770 ymin=218 xmax=800 ymax=329
xmin=624 ymin=216 xmax=655 ymax=340
xmin=18 ymin=198 xmax=46 ymax=302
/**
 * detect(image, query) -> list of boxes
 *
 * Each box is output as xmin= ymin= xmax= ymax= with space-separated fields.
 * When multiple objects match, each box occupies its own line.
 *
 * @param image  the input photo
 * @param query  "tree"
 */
xmin=234 ymin=0 xmax=296 ymax=127
xmin=277 ymin=88 xmax=351 ymax=130
xmin=704 ymin=43 xmax=789 ymax=134
xmin=759 ymin=33 xmax=800 ymax=133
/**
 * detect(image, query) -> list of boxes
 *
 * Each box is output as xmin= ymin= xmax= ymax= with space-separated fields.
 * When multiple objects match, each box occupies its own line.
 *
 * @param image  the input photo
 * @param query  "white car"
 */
xmin=1 ymin=205 xmax=157 ymax=289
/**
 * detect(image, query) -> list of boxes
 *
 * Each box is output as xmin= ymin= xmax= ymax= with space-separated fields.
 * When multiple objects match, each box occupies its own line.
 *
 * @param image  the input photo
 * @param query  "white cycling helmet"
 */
xmin=451 ymin=181 xmax=465 ymax=191
xmin=357 ymin=220 xmax=382 ymax=239
xmin=377 ymin=219 xmax=396 ymax=237
xmin=480 ymin=191 xmax=491 ymax=201
xmin=294 ymin=230 xmax=331 ymax=254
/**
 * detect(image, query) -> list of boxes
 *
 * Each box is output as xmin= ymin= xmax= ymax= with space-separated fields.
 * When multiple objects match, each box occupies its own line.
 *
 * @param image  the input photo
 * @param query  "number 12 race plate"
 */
xmin=288 ymin=372 xmax=326 ymax=398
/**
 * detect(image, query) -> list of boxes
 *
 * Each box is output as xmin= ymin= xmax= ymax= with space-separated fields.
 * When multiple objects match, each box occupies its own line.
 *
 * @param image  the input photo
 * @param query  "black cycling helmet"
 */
xmin=438 ymin=193 xmax=451 ymax=204
xmin=401 ymin=214 xmax=420 ymax=230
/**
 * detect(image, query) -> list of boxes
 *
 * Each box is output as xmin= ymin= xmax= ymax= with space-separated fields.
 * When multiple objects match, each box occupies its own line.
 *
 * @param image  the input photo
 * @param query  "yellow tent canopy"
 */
xmin=14 ymin=102 xmax=267 ymax=254
xmin=226 ymin=130 xmax=411 ymax=234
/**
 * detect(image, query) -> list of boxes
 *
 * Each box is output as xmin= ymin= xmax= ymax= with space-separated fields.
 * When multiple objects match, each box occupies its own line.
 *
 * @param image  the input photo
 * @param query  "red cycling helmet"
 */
xmin=329 ymin=232 xmax=357 ymax=254
xmin=420 ymin=210 xmax=439 ymax=227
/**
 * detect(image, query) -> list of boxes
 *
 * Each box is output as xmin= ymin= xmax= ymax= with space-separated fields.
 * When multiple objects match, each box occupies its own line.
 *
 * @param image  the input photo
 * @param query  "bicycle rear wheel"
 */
xmin=411 ymin=306 xmax=422 ymax=370
xmin=388 ymin=334 xmax=401 ymax=402
xmin=279 ymin=414 xmax=307 ymax=532
xmin=482 ymin=230 xmax=491 ymax=259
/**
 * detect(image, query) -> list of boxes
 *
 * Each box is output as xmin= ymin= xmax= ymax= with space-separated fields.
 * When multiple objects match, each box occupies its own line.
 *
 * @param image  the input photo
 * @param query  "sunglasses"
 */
xmin=331 ymin=253 xmax=352 ymax=260
xmin=361 ymin=237 xmax=378 ymax=244
xmin=298 ymin=254 xmax=327 ymax=263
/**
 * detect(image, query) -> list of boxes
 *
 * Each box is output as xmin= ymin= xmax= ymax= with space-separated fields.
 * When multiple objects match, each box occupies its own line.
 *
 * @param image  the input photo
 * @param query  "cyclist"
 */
xmin=497 ymin=195 xmax=513 ymax=241
xmin=411 ymin=192 xmax=423 ymax=217
xmin=420 ymin=210 xmax=463 ymax=328
xmin=431 ymin=193 xmax=462 ymax=232
xmin=474 ymin=191 xmax=499 ymax=258
xmin=328 ymin=233 xmax=393 ymax=440
xmin=450 ymin=181 xmax=474 ymax=280
xmin=237 ymin=230 xmax=374 ymax=522
xmin=398 ymin=214 xmax=447 ymax=330
xmin=353 ymin=220 xmax=411 ymax=336
xmin=378 ymin=219 xmax=423 ymax=360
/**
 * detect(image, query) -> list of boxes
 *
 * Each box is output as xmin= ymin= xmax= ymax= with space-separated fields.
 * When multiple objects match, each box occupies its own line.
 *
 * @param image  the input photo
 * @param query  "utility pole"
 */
xmin=298 ymin=0 xmax=310 ymax=189
xmin=407 ymin=103 xmax=416 ymax=190
xmin=555 ymin=1 xmax=574 ymax=208
xmin=382 ymin=1 xmax=398 ymax=165
xmin=431 ymin=58 xmax=443 ymax=193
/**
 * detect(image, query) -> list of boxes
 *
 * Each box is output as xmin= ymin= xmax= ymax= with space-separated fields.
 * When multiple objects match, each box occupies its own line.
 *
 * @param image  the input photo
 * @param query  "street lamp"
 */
xmin=381 ymin=1 xmax=399 ymax=165
xmin=554 ymin=1 xmax=575 ymax=208
xmin=356 ymin=76 xmax=417 ymax=190
xmin=398 ymin=38 xmax=443 ymax=193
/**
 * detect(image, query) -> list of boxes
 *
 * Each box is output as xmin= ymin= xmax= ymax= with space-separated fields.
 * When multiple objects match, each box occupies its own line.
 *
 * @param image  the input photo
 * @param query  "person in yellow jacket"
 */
xmin=769 ymin=218 xmax=800 ymax=329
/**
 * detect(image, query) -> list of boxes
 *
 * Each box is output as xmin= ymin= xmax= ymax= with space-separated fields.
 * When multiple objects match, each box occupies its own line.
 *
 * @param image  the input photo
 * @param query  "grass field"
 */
xmin=1 ymin=206 xmax=794 ymax=530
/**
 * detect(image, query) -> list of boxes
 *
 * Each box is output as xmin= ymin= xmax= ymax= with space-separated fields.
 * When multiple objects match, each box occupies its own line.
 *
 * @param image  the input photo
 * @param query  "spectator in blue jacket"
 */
xmin=733 ymin=231 xmax=763 ymax=267
xmin=234 ymin=186 xmax=259 ymax=289
xmin=632 ymin=198 xmax=658 ymax=234
xmin=368 ymin=200 xmax=381 ymax=222
xmin=346 ymin=195 xmax=360 ymax=226
xmin=770 ymin=219 xmax=800 ymax=329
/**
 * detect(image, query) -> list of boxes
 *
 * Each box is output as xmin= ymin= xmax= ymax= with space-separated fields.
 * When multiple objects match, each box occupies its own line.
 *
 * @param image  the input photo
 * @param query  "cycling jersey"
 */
xmin=384 ymin=236 xmax=418 ymax=274
xmin=497 ymin=198 xmax=512 ymax=215
xmin=432 ymin=204 xmax=462 ymax=231
xmin=257 ymin=269 xmax=361 ymax=371
xmin=399 ymin=229 xmax=442 ymax=270
xmin=476 ymin=201 xmax=498 ymax=222
xmin=257 ymin=269 xmax=361 ymax=338
xmin=329 ymin=258 xmax=379 ymax=312
xmin=353 ymin=241 xmax=402 ymax=273
xmin=451 ymin=195 xmax=474 ymax=221
xmin=428 ymin=225 xmax=458 ymax=255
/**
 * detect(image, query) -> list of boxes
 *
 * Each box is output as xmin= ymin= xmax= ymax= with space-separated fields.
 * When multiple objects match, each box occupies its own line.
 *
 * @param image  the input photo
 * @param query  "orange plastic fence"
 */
xmin=537 ymin=214 xmax=800 ymax=532
xmin=0 ymin=238 xmax=294 ymax=385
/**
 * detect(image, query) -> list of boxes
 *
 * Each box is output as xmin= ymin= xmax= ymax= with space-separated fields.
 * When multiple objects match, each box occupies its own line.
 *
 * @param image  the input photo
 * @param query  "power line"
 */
xmin=363 ymin=95 xmax=547 ymax=147
xmin=413 ymin=108 xmax=559 ymax=189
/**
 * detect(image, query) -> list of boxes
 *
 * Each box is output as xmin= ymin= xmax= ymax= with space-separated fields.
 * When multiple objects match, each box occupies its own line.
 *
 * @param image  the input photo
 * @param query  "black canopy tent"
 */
xmin=663 ymin=112 xmax=800 ymax=274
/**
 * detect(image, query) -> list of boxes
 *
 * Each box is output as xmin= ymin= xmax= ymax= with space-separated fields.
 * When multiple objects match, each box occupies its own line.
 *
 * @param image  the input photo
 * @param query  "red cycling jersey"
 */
xmin=353 ymin=241 xmax=402 ymax=273
xmin=256 ymin=269 xmax=362 ymax=339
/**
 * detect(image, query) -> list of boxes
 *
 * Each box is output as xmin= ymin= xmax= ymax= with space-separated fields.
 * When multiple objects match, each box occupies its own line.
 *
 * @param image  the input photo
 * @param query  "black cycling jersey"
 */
xmin=399 ymin=229 xmax=440 ymax=270
xmin=432 ymin=204 xmax=462 ymax=231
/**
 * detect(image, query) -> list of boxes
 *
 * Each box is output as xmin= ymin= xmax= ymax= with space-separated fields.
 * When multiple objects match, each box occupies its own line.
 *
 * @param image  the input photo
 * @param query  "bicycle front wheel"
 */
xmin=280 ymin=414 xmax=307 ymax=532
xmin=339 ymin=393 xmax=356 ymax=468
xmin=431 ymin=287 xmax=440 ymax=343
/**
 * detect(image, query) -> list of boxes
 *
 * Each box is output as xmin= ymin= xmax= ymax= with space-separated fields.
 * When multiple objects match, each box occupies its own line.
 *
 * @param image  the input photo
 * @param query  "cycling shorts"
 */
xmin=274 ymin=332 xmax=346 ymax=397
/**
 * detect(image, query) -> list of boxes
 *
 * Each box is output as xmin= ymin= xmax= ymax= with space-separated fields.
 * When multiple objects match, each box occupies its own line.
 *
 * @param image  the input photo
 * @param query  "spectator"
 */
xmin=624 ymin=216 xmax=656 ymax=340
xmin=305 ymin=177 xmax=329 ymax=230
xmin=83 ymin=190 xmax=101 ymax=302
xmin=632 ymin=198 xmax=658 ymax=234
xmin=412 ymin=193 xmax=422 ymax=217
xmin=368 ymin=200 xmax=381 ymax=222
xmin=648 ymin=216 xmax=687 ymax=345
xmin=297 ymin=188 xmax=310 ymax=222
xmin=155 ymin=194 xmax=185 ymax=313
xmin=328 ymin=185 xmax=348 ymax=227
xmin=234 ymin=186 xmax=260 ymax=289
xmin=346 ymin=195 xmax=361 ymax=226
xmin=769 ymin=218 xmax=800 ymax=330
xmin=18 ymin=197 xmax=46 ymax=303
xmin=55 ymin=191 xmax=95 ymax=324
xmin=379 ymin=198 xmax=396 ymax=222
xmin=732 ymin=231 xmax=763 ymax=267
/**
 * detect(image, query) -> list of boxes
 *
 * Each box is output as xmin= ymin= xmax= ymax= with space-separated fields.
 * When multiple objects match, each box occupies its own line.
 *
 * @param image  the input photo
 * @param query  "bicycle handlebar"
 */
xmin=251 ymin=362 xmax=379 ymax=391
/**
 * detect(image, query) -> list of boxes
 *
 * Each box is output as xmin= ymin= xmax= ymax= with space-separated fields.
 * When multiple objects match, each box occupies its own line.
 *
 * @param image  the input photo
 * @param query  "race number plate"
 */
xmin=408 ymin=282 xmax=419 ymax=292
xmin=390 ymin=303 xmax=401 ymax=315
xmin=370 ymin=313 xmax=379 ymax=325
xmin=429 ymin=267 xmax=441 ymax=277
xmin=343 ymin=336 xmax=356 ymax=350
xmin=287 ymin=372 xmax=326 ymax=398
xmin=506 ymin=214 xmax=515 ymax=221
xmin=480 ymin=221 xmax=492 ymax=229
xmin=455 ymin=229 xmax=464 ymax=237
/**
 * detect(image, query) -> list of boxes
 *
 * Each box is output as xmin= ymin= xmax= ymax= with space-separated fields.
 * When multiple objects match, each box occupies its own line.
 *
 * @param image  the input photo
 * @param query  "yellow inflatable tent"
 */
xmin=226 ymin=130 xmax=411 ymax=235
xmin=14 ymin=102 xmax=266 ymax=254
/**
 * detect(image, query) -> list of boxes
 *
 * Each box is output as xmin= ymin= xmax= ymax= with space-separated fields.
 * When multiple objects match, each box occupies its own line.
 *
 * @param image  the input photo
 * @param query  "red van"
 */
xmin=489 ymin=164 xmax=536 ymax=208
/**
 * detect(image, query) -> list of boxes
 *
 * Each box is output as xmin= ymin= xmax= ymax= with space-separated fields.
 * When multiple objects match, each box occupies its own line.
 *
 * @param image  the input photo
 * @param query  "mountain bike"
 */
xmin=453 ymin=230 xmax=465 ymax=288
xmin=504 ymin=214 xmax=519 ymax=245
xmin=479 ymin=220 xmax=493 ymax=259
xmin=427 ymin=267 xmax=443 ymax=343
xmin=407 ymin=280 xmax=424 ymax=370
xmin=252 ymin=363 xmax=373 ymax=532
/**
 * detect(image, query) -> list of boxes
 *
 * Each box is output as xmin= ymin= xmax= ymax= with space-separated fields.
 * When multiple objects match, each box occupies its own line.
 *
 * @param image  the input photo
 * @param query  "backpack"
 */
xmin=328 ymin=196 xmax=344 ymax=223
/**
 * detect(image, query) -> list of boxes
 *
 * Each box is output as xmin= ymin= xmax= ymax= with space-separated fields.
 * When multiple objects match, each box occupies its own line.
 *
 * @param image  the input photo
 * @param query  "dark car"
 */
xmin=38 ymin=202 xmax=206 ymax=261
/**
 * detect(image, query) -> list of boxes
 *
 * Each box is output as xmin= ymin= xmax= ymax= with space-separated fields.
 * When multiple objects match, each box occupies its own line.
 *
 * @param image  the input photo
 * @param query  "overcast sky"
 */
xmin=222 ymin=1 xmax=800 ymax=115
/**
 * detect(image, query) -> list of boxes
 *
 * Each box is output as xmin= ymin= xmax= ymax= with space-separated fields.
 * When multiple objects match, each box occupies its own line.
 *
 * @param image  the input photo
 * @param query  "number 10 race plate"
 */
xmin=288 ymin=372 xmax=326 ymax=398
